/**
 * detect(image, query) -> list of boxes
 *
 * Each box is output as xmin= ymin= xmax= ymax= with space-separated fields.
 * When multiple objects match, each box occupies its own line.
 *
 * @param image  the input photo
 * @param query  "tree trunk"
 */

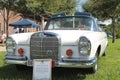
xmin=1 ymin=9 xmax=6 ymax=32
xmin=6 ymin=8 xmax=9 ymax=37
xmin=40 ymin=16 xmax=45 ymax=31
xmin=6 ymin=10 xmax=9 ymax=37
xmin=112 ymin=18 xmax=115 ymax=43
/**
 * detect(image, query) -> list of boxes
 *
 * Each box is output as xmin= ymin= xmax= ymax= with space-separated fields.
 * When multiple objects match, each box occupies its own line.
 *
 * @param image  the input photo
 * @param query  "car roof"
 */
xmin=51 ymin=12 xmax=92 ymax=18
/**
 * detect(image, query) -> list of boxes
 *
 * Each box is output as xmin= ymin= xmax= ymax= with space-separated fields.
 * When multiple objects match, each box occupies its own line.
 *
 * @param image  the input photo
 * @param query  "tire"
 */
xmin=90 ymin=62 xmax=98 ymax=73
xmin=102 ymin=51 xmax=106 ymax=56
xmin=90 ymin=52 xmax=99 ymax=73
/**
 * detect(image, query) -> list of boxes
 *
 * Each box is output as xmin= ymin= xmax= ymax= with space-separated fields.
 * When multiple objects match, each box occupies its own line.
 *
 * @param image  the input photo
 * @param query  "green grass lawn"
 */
xmin=0 ymin=39 xmax=120 ymax=80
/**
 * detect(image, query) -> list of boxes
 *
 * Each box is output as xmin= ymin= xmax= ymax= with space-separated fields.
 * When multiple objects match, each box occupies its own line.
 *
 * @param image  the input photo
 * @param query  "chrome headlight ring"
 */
xmin=79 ymin=36 xmax=91 ymax=56
xmin=6 ymin=37 xmax=16 ymax=54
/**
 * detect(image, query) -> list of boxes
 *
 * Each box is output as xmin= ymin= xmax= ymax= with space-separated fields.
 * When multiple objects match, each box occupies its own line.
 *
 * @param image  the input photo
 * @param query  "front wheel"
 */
xmin=90 ymin=52 xmax=99 ymax=73
xmin=90 ymin=62 xmax=98 ymax=73
xmin=102 ymin=51 xmax=106 ymax=56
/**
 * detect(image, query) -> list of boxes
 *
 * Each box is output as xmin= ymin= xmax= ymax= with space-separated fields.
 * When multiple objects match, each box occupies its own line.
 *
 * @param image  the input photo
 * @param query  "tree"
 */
xmin=0 ymin=0 xmax=77 ymax=32
xmin=106 ymin=22 xmax=120 ymax=39
xmin=0 ymin=0 xmax=19 ymax=37
xmin=83 ymin=0 xmax=120 ymax=43
xmin=17 ymin=0 xmax=77 ymax=29
xmin=24 ymin=0 xmax=77 ymax=15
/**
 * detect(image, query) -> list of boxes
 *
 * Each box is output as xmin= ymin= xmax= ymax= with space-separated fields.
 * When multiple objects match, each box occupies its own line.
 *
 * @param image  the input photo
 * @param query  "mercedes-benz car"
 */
xmin=5 ymin=12 xmax=108 ymax=73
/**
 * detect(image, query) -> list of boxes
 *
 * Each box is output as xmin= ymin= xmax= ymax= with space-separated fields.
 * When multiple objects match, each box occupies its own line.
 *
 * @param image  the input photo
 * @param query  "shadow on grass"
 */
xmin=0 ymin=64 xmax=32 ymax=80
xmin=52 ymin=67 xmax=92 ymax=80
xmin=0 ymin=64 xmax=92 ymax=80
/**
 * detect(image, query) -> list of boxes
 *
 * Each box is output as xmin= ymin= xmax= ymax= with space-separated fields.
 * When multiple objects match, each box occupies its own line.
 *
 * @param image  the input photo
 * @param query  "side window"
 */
xmin=96 ymin=20 xmax=104 ymax=32
xmin=92 ymin=19 xmax=101 ymax=31
xmin=48 ymin=21 xmax=54 ymax=29
xmin=48 ymin=20 xmax=60 ymax=29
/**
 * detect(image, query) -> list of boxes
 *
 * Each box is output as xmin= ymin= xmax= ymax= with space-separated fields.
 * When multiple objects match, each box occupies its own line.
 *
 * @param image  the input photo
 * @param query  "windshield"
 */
xmin=46 ymin=16 xmax=96 ymax=31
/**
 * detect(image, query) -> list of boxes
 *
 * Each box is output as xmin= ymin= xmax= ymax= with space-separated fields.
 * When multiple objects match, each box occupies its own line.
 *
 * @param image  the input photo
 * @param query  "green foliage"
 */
xmin=0 ymin=0 xmax=77 ymax=18
xmin=13 ymin=0 xmax=30 ymax=15
xmin=13 ymin=0 xmax=77 ymax=17
xmin=0 ymin=0 xmax=16 ymax=10
xmin=116 ymin=23 xmax=120 ymax=38
xmin=0 ymin=0 xmax=77 ymax=36
xmin=0 ymin=0 xmax=18 ymax=36
xmin=83 ymin=0 xmax=120 ymax=43
xmin=83 ymin=0 xmax=120 ymax=20
xmin=106 ymin=22 xmax=120 ymax=38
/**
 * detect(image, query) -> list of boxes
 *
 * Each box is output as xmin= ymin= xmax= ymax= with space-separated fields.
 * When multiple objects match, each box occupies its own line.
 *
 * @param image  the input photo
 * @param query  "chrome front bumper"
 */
xmin=5 ymin=55 xmax=97 ymax=68
xmin=58 ymin=57 xmax=97 ymax=68
xmin=4 ymin=55 xmax=27 ymax=65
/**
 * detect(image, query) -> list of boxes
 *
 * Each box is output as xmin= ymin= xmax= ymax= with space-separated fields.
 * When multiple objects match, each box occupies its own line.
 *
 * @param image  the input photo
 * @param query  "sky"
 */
xmin=76 ymin=0 xmax=88 ymax=12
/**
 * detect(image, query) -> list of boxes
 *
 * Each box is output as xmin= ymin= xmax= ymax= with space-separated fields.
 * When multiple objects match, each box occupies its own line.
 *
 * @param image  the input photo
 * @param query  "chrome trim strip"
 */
xmin=62 ymin=57 xmax=95 ymax=61
xmin=61 ymin=45 xmax=77 ymax=46
xmin=58 ymin=57 xmax=97 ymax=68
xmin=5 ymin=55 xmax=27 ymax=65
xmin=4 ymin=59 xmax=27 ymax=65
xmin=5 ymin=55 xmax=26 ymax=60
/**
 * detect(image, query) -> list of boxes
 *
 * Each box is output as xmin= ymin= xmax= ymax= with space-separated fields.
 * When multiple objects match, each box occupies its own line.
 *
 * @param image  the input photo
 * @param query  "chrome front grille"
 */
xmin=30 ymin=34 xmax=59 ymax=62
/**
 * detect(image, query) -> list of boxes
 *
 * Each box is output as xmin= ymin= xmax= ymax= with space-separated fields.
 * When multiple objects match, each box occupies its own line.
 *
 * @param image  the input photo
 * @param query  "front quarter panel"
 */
xmin=6 ymin=32 xmax=35 ymax=59
xmin=85 ymin=31 xmax=108 ymax=57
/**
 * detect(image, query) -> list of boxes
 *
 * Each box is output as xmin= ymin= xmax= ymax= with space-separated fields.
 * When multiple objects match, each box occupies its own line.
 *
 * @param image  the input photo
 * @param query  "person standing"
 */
xmin=19 ymin=28 xmax=22 ymax=33
xmin=13 ymin=27 xmax=18 ymax=34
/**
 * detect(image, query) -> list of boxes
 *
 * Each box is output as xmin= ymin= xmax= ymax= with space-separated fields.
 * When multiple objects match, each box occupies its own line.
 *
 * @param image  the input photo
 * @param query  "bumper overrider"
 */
xmin=5 ymin=55 xmax=97 ymax=68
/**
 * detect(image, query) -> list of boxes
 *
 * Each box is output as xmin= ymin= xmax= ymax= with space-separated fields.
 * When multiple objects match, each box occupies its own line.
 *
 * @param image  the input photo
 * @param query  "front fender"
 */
xmin=82 ymin=32 xmax=108 ymax=58
xmin=9 ymin=32 xmax=35 ymax=44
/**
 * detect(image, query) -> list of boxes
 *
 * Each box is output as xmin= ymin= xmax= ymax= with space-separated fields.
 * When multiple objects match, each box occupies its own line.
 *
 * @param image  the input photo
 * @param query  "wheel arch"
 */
xmin=97 ymin=45 xmax=101 ymax=57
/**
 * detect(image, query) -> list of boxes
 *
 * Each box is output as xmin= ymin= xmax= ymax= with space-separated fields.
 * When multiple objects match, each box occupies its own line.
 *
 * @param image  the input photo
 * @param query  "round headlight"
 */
xmin=6 ymin=37 xmax=16 ymax=53
xmin=79 ymin=37 xmax=91 ymax=56
xmin=6 ymin=37 xmax=15 ymax=45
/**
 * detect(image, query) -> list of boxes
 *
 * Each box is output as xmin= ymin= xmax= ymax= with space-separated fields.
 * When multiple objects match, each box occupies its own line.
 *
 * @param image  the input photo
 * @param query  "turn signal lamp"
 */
xmin=66 ymin=49 xmax=73 ymax=57
xmin=18 ymin=48 xmax=24 ymax=55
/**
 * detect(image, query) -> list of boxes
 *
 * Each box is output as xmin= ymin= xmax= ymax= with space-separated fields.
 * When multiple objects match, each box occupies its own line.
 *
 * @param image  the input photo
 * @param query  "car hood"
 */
xmin=9 ymin=32 xmax=35 ymax=44
xmin=44 ymin=30 xmax=94 ymax=45
xmin=9 ymin=30 xmax=106 ymax=45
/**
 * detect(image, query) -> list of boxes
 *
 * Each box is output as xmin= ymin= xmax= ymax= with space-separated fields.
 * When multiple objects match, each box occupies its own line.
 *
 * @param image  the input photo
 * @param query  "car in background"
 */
xmin=5 ymin=12 xmax=108 ymax=73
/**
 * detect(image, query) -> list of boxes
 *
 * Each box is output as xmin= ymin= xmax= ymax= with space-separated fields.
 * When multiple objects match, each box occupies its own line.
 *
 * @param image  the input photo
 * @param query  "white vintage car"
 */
xmin=5 ymin=12 xmax=108 ymax=73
